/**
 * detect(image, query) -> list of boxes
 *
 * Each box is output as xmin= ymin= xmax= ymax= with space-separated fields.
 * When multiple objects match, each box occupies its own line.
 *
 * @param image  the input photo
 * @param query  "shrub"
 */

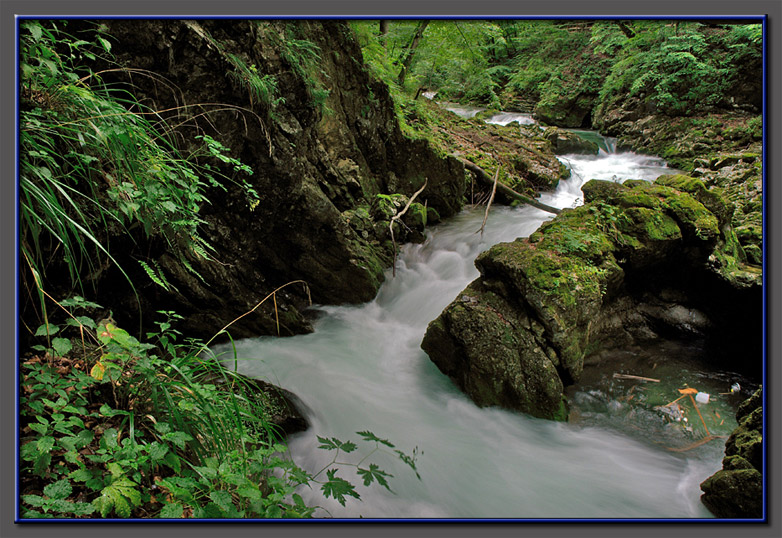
xmin=19 ymin=298 xmax=421 ymax=519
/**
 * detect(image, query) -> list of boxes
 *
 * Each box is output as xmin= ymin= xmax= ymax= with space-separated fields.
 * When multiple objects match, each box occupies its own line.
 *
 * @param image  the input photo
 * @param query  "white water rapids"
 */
xmin=213 ymin=113 xmax=727 ymax=519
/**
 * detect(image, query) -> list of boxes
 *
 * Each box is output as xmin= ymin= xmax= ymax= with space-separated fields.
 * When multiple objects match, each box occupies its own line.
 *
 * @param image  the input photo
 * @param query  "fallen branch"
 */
xmin=390 ymin=180 xmax=428 ymax=277
xmin=457 ymin=158 xmax=561 ymax=215
xmin=477 ymin=166 xmax=499 ymax=238
xmin=613 ymin=373 xmax=661 ymax=383
xmin=687 ymin=392 xmax=711 ymax=436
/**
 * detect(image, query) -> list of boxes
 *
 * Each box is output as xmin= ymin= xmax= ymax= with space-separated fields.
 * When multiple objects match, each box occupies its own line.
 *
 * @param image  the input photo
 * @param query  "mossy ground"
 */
xmin=401 ymin=99 xmax=568 ymax=199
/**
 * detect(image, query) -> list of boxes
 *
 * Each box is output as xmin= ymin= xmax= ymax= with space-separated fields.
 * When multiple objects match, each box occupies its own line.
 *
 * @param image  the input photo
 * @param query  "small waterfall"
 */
xmin=485 ymin=112 xmax=536 ymax=126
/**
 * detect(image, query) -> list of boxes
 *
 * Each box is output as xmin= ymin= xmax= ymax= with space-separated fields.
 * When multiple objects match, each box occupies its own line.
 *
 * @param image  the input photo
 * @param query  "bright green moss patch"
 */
xmin=620 ymin=207 xmax=682 ymax=242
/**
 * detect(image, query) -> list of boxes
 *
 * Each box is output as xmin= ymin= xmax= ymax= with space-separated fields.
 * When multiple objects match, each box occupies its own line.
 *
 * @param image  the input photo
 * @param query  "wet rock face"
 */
xmin=421 ymin=176 xmax=761 ymax=420
xmin=535 ymin=93 xmax=596 ymax=128
xmin=71 ymin=20 xmax=465 ymax=341
xmin=700 ymin=388 xmax=763 ymax=518
xmin=421 ymin=281 xmax=568 ymax=421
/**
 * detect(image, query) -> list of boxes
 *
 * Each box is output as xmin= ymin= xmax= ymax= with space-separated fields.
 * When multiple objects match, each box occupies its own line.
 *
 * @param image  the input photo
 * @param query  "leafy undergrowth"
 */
xmin=19 ymin=298 xmax=421 ymax=519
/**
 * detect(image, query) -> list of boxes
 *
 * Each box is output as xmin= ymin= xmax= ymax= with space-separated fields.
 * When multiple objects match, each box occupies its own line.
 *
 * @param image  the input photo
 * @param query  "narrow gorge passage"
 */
xmin=213 ymin=128 xmax=743 ymax=518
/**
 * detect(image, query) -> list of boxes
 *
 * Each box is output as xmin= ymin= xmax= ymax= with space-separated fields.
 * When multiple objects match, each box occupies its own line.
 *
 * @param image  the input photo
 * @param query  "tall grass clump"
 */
xmin=19 ymin=20 xmax=258 ymax=327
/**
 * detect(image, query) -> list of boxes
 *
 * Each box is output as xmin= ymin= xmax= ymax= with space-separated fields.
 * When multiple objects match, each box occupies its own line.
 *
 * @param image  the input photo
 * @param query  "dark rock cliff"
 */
xmin=65 ymin=20 xmax=466 ymax=341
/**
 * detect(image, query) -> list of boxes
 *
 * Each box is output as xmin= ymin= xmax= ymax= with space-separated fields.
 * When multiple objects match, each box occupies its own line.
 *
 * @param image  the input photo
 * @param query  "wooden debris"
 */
xmin=389 ymin=180 xmax=428 ymax=277
xmin=477 ymin=166 xmax=499 ymax=237
xmin=612 ymin=373 xmax=660 ymax=383
xmin=457 ymin=158 xmax=562 ymax=215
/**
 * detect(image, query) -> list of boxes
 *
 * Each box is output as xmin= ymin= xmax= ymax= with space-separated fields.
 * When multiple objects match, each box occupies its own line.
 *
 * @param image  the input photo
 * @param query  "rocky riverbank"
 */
xmin=422 ymin=174 xmax=761 ymax=417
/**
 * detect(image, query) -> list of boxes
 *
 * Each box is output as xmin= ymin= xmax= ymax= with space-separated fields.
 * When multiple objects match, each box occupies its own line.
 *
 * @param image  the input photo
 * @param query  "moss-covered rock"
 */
xmin=700 ymin=469 xmax=763 ymax=519
xmin=589 ymin=110 xmax=762 ymax=267
xmin=421 ymin=280 xmax=568 ymax=421
xmin=422 ymin=175 xmax=762 ymax=420
xmin=544 ymin=127 xmax=600 ymax=155
xmin=701 ymin=387 xmax=763 ymax=518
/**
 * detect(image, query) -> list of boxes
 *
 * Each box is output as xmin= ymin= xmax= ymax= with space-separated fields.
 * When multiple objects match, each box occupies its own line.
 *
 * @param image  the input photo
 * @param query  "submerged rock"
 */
xmin=244 ymin=377 xmax=310 ymax=436
xmin=421 ymin=175 xmax=761 ymax=420
xmin=700 ymin=387 xmax=763 ymax=518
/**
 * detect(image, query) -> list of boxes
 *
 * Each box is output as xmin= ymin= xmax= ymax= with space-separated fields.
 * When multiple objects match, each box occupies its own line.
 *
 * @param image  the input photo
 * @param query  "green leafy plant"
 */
xmin=225 ymin=53 xmax=282 ymax=110
xmin=20 ymin=295 xmax=422 ymax=519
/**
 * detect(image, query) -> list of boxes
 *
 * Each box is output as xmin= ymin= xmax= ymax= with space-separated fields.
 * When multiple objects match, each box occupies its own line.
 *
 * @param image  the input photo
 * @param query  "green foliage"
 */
xmin=353 ymin=20 xmax=762 ymax=126
xmin=588 ymin=202 xmax=629 ymax=245
xmin=20 ymin=298 xmax=422 ymax=519
xmin=274 ymin=23 xmax=333 ymax=114
xmin=350 ymin=21 xmax=434 ymax=135
xmin=225 ymin=53 xmax=282 ymax=110
xmin=138 ymin=260 xmax=174 ymax=291
xmin=597 ymin=21 xmax=761 ymax=117
xmin=506 ymin=21 xmax=596 ymax=97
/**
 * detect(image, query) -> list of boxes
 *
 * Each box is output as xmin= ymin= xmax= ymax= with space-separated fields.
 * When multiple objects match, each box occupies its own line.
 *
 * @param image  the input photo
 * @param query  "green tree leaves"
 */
xmin=321 ymin=469 xmax=361 ymax=506
xmin=317 ymin=436 xmax=358 ymax=453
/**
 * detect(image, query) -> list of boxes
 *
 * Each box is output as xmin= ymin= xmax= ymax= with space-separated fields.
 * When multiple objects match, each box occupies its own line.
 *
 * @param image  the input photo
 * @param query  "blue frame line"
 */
xmin=14 ymin=14 xmax=768 ymax=524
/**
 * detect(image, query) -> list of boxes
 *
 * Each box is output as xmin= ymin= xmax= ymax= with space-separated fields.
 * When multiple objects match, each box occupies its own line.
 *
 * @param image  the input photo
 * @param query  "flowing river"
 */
xmin=213 ymin=111 xmax=752 ymax=519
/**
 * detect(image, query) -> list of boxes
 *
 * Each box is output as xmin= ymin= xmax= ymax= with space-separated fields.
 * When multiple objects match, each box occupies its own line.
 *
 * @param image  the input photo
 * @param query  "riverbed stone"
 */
xmin=700 ymin=387 xmax=763 ymax=518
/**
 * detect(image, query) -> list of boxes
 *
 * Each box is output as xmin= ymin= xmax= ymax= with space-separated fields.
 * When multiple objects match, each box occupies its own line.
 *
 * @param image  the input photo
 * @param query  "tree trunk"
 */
xmin=379 ymin=20 xmax=389 ymax=48
xmin=458 ymin=159 xmax=561 ymax=215
xmin=397 ymin=20 xmax=430 ymax=87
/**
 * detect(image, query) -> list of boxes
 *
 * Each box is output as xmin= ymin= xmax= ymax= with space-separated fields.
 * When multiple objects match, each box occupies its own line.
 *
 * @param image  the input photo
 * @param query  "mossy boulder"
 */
xmin=421 ymin=280 xmax=568 ymax=421
xmin=701 ymin=387 xmax=763 ymax=518
xmin=589 ymin=110 xmax=762 ymax=266
xmin=544 ymin=128 xmax=600 ymax=155
xmin=422 ymin=176 xmax=762 ymax=419
xmin=700 ymin=469 xmax=763 ymax=519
